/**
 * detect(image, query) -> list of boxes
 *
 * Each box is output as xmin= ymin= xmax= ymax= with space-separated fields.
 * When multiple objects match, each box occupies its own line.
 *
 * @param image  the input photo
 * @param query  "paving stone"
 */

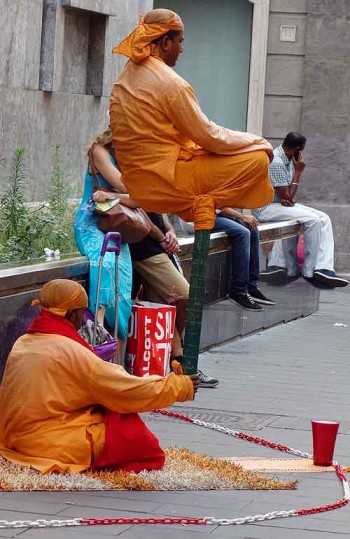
xmin=0 ymin=497 xmax=66 ymax=515
xmin=18 ymin=529 xmax=117 ymax=539
xmin=1 ymin=288 xmax=350 ymax=538
xmin=210 ymin=522 xmax=350 ymax=538
xmin=117 ymin=524 xmax=212 ymax=537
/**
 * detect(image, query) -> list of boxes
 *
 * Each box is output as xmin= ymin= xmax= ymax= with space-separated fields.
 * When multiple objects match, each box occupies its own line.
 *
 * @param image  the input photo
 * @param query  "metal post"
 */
xmin=112 ymin=250 xmax=119 ymax=364
xmin=93 ymin=232 xmax=121 ymax=363
xmin=93 ymin=258 xmax=104 ymax=348
xmin=182 ymin=229 xmax=211 ymax=375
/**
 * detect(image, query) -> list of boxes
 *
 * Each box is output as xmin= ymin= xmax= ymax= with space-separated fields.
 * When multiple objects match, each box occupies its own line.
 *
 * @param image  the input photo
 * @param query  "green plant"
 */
xmin=0 ymin=146 xmax=79 ymax=264
xmin=0 ymin=147 xmax=27 ymax=240
xmin=48 ymin=145 xmax=70 ymax=217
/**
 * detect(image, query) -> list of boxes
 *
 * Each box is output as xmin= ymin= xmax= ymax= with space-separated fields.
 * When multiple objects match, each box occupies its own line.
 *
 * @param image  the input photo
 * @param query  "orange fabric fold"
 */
xmin=112 ymin=12 xmax=183 ymax=64
xmin=110 ymin=11 xmax=273 ymax=230
xmin=31 ymin=279 xmax=88 ymax=317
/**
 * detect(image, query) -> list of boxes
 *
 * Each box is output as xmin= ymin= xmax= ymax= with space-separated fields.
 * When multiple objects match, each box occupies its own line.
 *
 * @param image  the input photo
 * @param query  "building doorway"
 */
xmin=153 ymin=0 xmax=253 ymax=130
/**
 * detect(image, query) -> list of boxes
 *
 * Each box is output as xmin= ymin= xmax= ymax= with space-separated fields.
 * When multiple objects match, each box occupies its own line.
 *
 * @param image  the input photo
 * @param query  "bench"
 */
xmin=0 ymin=220 xmax=318 ymax=379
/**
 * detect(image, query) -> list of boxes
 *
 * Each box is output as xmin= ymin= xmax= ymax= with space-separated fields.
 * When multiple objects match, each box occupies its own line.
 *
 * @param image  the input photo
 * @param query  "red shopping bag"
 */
xmin=125 ymin=301 xmax=176 ymax=377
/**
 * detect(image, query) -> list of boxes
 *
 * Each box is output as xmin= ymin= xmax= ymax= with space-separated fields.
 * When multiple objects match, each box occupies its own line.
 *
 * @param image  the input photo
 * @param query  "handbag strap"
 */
xmin=88 ymin=144 xmax=103 ymax=192
xmin=89 ymin=145 xmax=155 ymax=233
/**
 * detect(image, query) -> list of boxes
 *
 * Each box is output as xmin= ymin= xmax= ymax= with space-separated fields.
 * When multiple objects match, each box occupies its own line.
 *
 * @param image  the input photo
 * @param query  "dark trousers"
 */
xmin=214 ymin=216 xmax=260 ymax=295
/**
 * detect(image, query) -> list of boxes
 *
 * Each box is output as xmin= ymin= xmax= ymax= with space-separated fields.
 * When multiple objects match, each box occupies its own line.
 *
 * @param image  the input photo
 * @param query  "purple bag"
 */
xmin=81 ymin=310 xmax=118 ymax=362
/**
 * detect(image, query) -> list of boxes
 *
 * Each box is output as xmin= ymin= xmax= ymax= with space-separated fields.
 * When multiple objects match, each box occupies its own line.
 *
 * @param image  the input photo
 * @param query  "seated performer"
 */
xmin=109 ymin=8 xmax=274 ymax=232
xmin=0 ymin=279 xmax=198 ymax=474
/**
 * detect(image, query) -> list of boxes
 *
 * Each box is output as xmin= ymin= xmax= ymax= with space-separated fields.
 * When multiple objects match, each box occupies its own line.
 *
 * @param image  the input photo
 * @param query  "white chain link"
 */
xmin=191 ymin=419 xmax=312 ymax=458
xmin=205 ymin=510 xmax=297 ymax=526
xmin=342 ymin=481 xmax=350 ymax=500
xmin=286 ymin=448 xmax=313 ymax=459
xmin=0 ymin=414 xmax=346 ymax=530
xmin=0 ymin=518 xmax=82 ymax=529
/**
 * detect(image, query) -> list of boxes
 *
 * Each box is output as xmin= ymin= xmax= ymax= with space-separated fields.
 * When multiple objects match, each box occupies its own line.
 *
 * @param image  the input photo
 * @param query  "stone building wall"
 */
xmin=1 ymin=0 xmax=349 ymax=269
xmin=0 ymin=0 xmax=152 ymax=200
xmin=300 ymin=0 xmax=350 ymax=270
xmin=263 ymin=0 xmax=350 ymax=271
xmin=263 ymin=0 xmax=308 ymax=146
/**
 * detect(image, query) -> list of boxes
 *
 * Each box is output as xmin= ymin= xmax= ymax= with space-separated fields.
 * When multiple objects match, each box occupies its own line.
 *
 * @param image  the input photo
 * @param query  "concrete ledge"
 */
xmin=0 ymin=219 xmax=317 ymax=379
xmin=0 ymin=255 xmax=89 ymax=295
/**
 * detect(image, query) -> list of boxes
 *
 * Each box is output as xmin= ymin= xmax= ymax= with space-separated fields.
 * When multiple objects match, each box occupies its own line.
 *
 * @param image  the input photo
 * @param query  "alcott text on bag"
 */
xmin=125 ymin=301 xmax=176 ymax=377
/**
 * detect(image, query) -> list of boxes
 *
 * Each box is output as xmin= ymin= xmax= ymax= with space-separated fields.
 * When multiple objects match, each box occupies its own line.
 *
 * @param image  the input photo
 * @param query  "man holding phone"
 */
xmin=252 ymin=132 xmax=348 ymax=289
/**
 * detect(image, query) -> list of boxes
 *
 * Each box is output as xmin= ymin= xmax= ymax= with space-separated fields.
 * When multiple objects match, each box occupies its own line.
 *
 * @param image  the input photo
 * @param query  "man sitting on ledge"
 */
xmin=252 ymin=132 xmax=348 ymax=289
xmin=0 ymin=279 xmax=198 ymax=474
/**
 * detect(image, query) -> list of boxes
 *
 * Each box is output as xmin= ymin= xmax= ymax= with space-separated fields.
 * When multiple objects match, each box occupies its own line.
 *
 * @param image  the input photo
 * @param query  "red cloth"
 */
xmin=27 ymin=309 xmax=165 ymax=472
xmin=92 ymin=410 xmax=165 ymax=472
xmin=27 ymin=310 xmax=95 ymax=353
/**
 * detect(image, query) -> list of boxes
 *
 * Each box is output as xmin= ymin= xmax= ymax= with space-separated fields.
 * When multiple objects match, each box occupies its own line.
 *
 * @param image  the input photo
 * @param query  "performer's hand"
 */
xmin=189 ymin=374 xmax=199 ymax=394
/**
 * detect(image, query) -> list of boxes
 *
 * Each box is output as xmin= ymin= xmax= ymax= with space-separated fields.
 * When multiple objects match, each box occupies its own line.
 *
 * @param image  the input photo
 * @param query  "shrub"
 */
xmin=0 ymin=147 xmax=79 ymax=264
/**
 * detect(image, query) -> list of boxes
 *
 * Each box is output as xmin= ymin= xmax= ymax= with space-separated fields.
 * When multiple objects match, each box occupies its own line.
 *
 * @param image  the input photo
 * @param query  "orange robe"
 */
xmin=110 ymin=56 xmax=274 ymax=229
xmin=0 ymin=333 xmax=193 ymax=473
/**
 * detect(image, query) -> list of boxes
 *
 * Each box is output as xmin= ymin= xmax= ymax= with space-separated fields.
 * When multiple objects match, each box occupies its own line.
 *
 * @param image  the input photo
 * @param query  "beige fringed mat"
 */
xmin=0 ymin=449 xmax=297 ymax=492
xmin=225 ymin=457 xmax=333 ymax=473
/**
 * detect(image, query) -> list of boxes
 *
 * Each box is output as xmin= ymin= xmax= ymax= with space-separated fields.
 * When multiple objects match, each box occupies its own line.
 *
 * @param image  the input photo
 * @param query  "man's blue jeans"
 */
xmin=214 ymin=216 xmax=260 ymax=295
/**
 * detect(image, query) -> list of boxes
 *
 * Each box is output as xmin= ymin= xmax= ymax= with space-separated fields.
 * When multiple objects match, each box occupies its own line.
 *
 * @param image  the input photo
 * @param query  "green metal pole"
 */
xmin=182 ymin=229 xmax=211 ymax=375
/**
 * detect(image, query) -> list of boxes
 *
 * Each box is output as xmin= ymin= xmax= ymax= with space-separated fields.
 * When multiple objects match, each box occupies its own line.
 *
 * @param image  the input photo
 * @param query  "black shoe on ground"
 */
xmin=247 ymin=286 xmax=276 ymax=305
xmin=197 ymin=369 xmax=219 ymax=388
xmin=227 ymin=293 xmax=263 ymax=311
xmin=259 ymin=266 xmax=287 ymax=285
xmin=313 ymin=270 xmax=349 ymax=288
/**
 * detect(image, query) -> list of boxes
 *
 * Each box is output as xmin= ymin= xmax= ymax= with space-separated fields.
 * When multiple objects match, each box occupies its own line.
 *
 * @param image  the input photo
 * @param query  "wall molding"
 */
xmin=247 ymin=0 xmax=270 ymax=135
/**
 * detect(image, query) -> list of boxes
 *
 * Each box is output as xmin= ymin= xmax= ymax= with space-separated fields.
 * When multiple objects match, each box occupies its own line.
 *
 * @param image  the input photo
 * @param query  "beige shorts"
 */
xmin=133 ymin=253 xmax=189 ymax=304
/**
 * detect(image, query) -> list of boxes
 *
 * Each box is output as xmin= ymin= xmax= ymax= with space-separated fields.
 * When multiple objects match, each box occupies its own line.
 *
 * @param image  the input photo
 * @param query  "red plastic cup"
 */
xmin=312 ymin=420 xmax=339 ymax=466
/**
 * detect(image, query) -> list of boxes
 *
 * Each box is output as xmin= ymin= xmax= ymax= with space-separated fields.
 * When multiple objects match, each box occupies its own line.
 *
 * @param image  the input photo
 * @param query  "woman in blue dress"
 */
xmin=74 ymin=129 xmax=133 ymax=340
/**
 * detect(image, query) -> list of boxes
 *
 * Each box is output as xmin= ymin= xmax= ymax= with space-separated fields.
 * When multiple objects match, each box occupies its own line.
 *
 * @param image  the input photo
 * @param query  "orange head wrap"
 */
xmin=112 ymin=8 xmax=184 ymax=64
xmin=31 ymin=279 xmax=88 ymax=317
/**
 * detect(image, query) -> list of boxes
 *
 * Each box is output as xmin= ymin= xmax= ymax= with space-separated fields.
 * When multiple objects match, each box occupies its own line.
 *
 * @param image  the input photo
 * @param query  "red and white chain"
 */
xmin=155 ymin=408 xmax=312 ymax=458
xmin=0 ymin=408 xmax=348 ymax=529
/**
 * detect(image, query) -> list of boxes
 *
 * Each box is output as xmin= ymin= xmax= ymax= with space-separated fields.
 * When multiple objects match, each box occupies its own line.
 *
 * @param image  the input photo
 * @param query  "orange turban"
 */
xmin=112 ymin=8 xmax=184 ymax=64
xmin=31 ymin=279 xmax=88 ymax=317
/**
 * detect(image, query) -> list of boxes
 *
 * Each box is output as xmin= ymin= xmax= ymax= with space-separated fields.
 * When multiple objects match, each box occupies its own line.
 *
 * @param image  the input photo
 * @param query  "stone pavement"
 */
xmin=1 ymin=285 xmax=350 ymax=538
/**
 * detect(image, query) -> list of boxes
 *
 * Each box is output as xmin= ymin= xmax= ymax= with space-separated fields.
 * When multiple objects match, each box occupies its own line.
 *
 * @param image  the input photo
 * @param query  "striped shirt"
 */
xmin=252 ymin=144 xmax=294 ymax=217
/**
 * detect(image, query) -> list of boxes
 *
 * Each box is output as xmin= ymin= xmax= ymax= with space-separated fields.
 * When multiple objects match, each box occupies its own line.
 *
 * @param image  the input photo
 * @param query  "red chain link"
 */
xmin=153 ymin=409 xmax=291 ymax=453
xmin=152 ymin=409 xmax=194 ymax=422
xmin=235 ymin=432 xmax=291 ymax=453
xmin=81 ymin=517 xmax=207 ymax=526
xmin=296 ymin=498 xmax=348 ymax=516
xmin=334 ymin=464 xmax=347 ymax=482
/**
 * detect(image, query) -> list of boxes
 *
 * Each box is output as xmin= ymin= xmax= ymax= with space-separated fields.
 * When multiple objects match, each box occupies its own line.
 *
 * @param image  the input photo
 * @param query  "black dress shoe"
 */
xmin=303 ymin=276 xmax=334 ymax=289
xmin=313 ymin=270 xmax=348 ymax=288
xmin=247 ymin=286 xmax=276 ymax=305
xmin=227 ymin=293 xmax=263 ymax=311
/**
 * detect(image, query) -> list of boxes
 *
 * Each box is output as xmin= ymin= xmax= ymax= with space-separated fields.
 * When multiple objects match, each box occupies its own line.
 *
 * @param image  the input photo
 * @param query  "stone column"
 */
xmin=300 ymin=0 xmax=350 ymax=271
